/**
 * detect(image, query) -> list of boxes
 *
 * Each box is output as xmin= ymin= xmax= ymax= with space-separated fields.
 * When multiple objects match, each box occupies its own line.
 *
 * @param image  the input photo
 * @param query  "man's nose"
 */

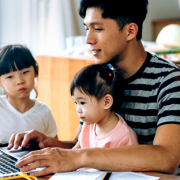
xmin=86 ymin=30 xmax=96 ymax=45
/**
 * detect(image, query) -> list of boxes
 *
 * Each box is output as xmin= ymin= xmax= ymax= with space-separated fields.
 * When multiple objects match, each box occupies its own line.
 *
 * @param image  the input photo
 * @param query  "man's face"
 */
xmin=84 ymin=7 xmax=127 ymax=64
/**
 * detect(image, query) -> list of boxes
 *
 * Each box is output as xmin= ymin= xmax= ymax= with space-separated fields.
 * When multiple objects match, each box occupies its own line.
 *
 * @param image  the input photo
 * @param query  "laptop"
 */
xmin=0 ymin=146 xmax=43 ymax=178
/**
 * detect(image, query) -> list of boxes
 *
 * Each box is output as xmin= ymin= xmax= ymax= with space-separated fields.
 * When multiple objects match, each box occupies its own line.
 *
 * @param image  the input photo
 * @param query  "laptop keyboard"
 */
xmin=0 ymin=150 xmax=20 ymax=175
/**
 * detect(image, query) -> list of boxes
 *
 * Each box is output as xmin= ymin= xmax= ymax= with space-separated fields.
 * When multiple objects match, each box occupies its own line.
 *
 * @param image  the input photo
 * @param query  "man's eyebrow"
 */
xmin=83 ymin=22 xmax=103 ymax=26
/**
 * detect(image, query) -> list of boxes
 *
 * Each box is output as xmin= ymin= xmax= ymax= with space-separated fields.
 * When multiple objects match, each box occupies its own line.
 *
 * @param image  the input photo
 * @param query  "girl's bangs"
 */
xmin=0 ymin=51 xmax=34 ymax=76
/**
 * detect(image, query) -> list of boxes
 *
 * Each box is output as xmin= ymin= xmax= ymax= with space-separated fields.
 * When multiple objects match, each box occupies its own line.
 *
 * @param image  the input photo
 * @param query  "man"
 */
xmin=8 ymin=0 xmax=180 ymax=176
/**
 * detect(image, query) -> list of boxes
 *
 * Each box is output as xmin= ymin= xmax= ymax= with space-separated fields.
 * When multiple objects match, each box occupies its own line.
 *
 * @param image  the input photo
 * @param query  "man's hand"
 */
xmin=7 ymin=129 xmax=52 ymax=150
xmin=15 ymin=147 xmax=82 ymax=177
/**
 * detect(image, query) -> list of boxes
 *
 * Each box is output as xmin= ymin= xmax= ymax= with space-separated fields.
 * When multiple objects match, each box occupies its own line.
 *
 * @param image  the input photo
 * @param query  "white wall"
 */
xmin=142 ymin=0 xmax=180 ymax=41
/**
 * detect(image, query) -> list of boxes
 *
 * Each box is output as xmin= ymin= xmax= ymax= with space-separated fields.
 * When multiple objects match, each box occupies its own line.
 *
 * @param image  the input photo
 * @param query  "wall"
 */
xmin=142 ymin=0 xmax=180 ymax=41
xmin=76 ymin=0 xmax=180 ymax=42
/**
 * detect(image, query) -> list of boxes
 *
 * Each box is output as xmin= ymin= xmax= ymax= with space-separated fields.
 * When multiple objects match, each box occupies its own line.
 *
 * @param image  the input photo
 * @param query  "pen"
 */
xmin=102 ymin=172 xmax=112 ymax=180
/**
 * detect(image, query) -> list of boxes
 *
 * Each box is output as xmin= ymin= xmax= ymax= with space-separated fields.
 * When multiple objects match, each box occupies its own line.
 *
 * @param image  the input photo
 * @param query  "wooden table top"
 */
xmin=0 ymin=147 xmax=180 ymax=179
xmin=37 ymin=172 xmax=180 ymax=180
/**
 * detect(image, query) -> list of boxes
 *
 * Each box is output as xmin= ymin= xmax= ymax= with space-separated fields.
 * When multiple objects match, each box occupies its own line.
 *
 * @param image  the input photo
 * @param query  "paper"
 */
xmin=110 ymin=172 xmax=159 ymax=180
xmin=49 ymin=169 xmax=159 ymax=180
xmin=49 ymin=171 xmax=107 ymax=180
xmin=78 ymin=169 xmax=159 ymax=180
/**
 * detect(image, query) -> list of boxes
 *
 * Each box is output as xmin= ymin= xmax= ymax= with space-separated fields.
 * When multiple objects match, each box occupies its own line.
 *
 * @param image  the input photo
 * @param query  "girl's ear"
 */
xmin=35 ymin=66 xmax=39 ymax=78
xmin=104 ymin=94 xmax=113 ymax=110
xmin=0 ymin=79 xmax=3 ymax=88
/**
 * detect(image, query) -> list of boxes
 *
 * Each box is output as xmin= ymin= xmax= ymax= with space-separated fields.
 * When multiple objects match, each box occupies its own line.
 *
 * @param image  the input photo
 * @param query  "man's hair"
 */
xmin=70 ymin=63 xmax=125 ymax=111
xmin=79 ymin=0 xmax=148 ymax=41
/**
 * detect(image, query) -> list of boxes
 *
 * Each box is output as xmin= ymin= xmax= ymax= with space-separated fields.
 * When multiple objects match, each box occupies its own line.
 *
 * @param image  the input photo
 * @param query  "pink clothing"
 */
xmin=79 ymin=114 xmax=138 ymax=148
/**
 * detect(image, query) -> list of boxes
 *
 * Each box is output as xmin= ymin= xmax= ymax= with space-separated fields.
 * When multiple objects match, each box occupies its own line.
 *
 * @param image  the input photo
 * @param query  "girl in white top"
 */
xmin=0 ymin=44 xmax=57 ymax=141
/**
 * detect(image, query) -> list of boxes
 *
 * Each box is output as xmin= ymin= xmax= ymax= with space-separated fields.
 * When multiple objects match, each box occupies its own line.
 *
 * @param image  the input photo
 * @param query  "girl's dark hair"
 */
xmin=79 ymin=0 xmax=148 ymax=41
xmin=0 ymin=44 xmax=38 ymax=97
xmin=70 ymin=63 xmax=125 ymax=111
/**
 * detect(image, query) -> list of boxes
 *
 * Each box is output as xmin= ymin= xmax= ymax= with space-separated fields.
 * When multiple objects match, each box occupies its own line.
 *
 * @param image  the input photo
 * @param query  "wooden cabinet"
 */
xmin=36 ymin=55 xmax=94 ymax=140
xmin=36 ymin=55 xmax=179 ymax=141
xmin=152 ymin=19 xmax=180 ymax=41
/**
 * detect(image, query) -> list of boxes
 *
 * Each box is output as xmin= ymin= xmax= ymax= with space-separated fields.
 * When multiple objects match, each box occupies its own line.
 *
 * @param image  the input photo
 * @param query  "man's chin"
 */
xmin=94 ymin=57 xmax=111 ymax=64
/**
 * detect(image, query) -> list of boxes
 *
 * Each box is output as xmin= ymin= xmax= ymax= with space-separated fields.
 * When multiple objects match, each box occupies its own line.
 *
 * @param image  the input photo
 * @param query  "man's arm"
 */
xmin=79 ymin=124 xmax=180 ymax=174
xmin=15 ymin=124 xmax=180 ymax=176
xmin=72 ymin=141 xmax=81 ymax=149
xmin=50 ymin=124 xmax=82 ymax=148
xmin=8 ymin=124 xmax=82 ymax=150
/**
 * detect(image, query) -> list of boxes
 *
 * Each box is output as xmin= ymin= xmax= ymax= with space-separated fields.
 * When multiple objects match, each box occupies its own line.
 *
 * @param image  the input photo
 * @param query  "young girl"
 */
xmin=71 ymin=63 xmax=138 ymax=149
xmin=0 ymin=44 xmax=57 ymax=142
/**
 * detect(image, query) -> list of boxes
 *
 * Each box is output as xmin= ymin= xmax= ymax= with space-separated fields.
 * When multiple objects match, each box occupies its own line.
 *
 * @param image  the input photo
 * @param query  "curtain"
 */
xmin=0 ymin=0 xmax=85 ymax=56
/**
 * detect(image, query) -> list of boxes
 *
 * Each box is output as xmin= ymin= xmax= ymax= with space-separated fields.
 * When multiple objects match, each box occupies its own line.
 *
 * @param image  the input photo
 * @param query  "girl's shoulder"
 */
xmin=0 ymin=95 xmax=7 ymax=103
xmin=0 ymin=95 xmax=8 ymax=109
xmin=34 ymin=99 xmax=51 ymax=112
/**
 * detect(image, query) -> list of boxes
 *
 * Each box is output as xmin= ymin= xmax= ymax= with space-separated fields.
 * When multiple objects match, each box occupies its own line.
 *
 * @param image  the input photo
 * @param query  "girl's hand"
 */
xmin=15 ymin=147 xmax=82 ymax=177
xmin=7 ymin=129 xmax=52 ymax=150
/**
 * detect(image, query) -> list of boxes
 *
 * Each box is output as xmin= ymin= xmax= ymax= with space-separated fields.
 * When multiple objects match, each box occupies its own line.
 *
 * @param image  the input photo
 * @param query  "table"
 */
xmin=144 ymin=172 xmax=180 ymax=180
xmin=38 ymin=172 xmax=180 ymax=180
xmin=1 ymin=147 xmax=180 ymax=180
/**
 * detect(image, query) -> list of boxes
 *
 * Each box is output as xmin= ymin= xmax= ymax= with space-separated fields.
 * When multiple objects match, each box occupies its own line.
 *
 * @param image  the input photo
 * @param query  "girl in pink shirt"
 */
xmin=71 ymin=63 xmax=138 ymax=149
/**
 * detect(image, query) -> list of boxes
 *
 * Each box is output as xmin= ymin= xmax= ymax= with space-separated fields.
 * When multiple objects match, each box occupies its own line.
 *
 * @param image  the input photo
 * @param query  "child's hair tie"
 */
xmin=107 ymin=63 xmax=115 ymax=70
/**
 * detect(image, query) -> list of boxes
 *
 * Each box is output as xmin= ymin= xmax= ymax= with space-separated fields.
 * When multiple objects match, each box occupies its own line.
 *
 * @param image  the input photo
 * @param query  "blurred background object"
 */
xmin=144 ymin=0 xmax=180 ymax=62
xmin=145 ymin=23 xmax=180 ymax=63
xmin=0 ymin=0 xmax=180 ymax=57
xmin=0 ymin=0 xmax=85 ymax=56
xmin=156 ymin=24 xmax=180 ymax=48
xmin=178 ymin=0 xmax=180 ymax=8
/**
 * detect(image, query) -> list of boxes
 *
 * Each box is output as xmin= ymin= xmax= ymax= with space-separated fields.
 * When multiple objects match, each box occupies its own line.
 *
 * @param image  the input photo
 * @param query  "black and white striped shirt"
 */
xmin=80 ymin=52 xmax=180 ymax=174
xmin=119 ymin=52 xmax=180 ymax=145
xmin=119 ymin=52 xmax=180 ymax=175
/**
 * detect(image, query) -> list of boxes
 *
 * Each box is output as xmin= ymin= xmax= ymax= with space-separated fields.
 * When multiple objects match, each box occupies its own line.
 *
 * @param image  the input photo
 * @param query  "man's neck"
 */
xmin=111 ymin=40 xmax=147 ymax=79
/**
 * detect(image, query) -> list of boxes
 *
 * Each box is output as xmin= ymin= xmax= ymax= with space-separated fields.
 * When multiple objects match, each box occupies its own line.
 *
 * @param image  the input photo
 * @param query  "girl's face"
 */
xmin=72 ymin=88 xmax=107 ymax=125
xmin=0 ymin=66 xmax=37 ymax=100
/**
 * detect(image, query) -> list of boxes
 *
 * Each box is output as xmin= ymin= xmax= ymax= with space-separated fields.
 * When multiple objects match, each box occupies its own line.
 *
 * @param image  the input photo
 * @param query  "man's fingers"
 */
xmin=8 ymin=133 xmax=25 ymax=150
xmin=7 ymin=134 xmax=16 ymax=150
xmin=21 ymin=133 xmax=33 ymax=147
xmin=8 ymin=130 xmax=48 ymax=150
xmin=16 ymin=149 xmax=48 ymax=168
xmin=14 ymin=133 xmax=26 ymax=149
xmin=16 ymin=152 xmax=39 ymax=168
xmin=39 ymin=138 xmax=51 ymax=148
xmin=15 ymin=147 xmax=80 ymax=177
xmin=20 ymin=159 xmax=49 ymax=174
xmin=30 ymin=166 xmax=56 ymax=177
